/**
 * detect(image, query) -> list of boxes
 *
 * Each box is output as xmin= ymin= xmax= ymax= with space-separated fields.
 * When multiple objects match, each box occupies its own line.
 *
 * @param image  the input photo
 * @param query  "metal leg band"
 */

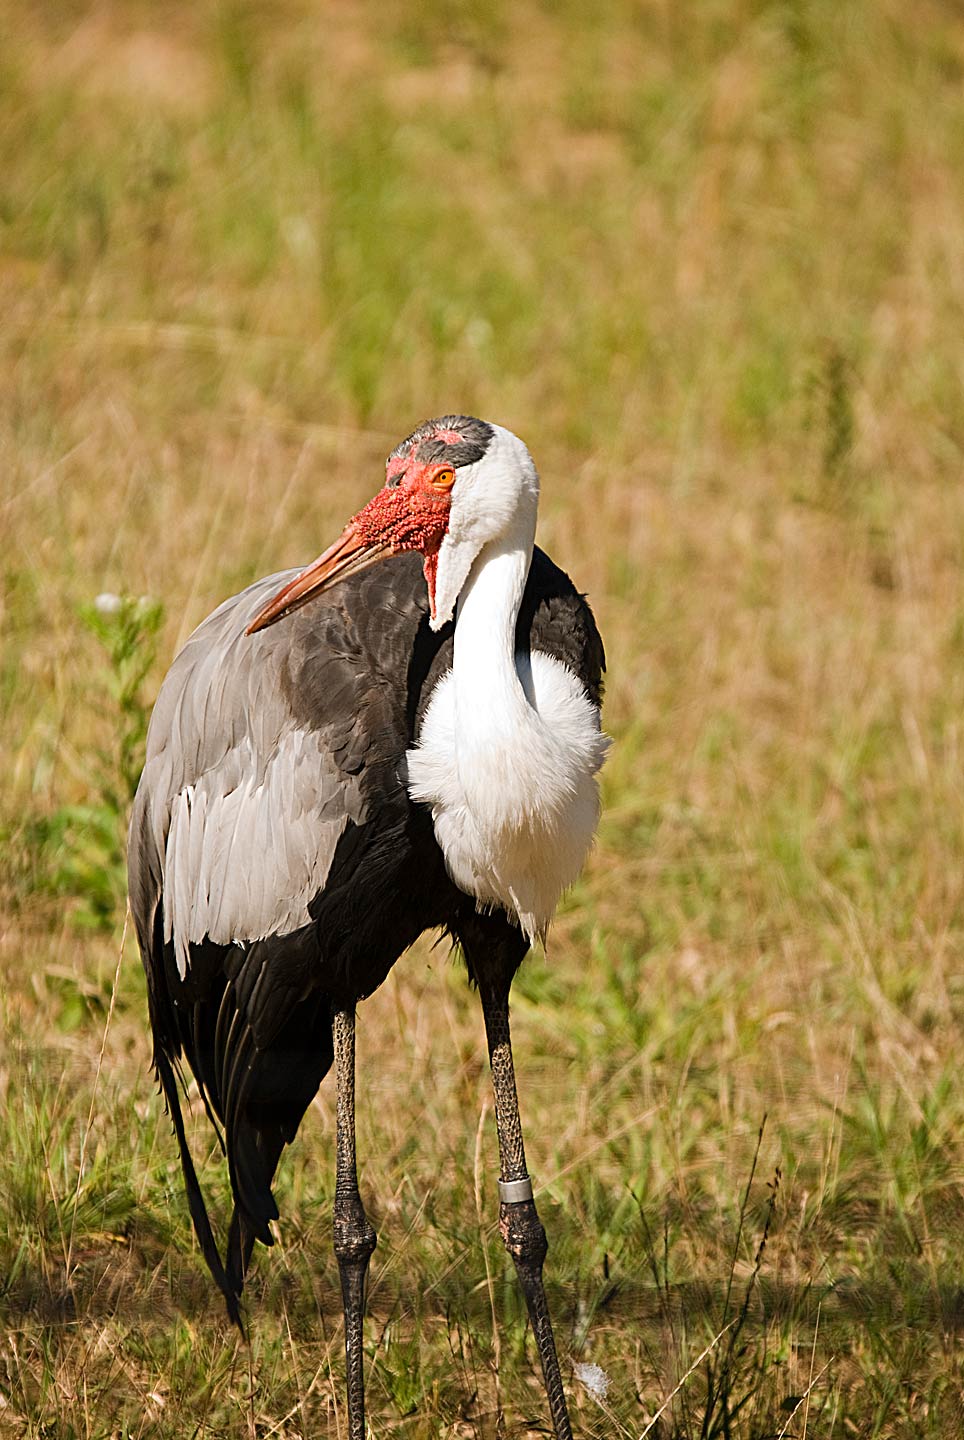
xmin=499 ymin=1176 xmax=534 ymax=1204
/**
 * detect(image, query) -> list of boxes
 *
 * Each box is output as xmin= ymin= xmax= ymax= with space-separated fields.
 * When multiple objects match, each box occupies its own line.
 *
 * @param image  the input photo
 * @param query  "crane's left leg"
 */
xmin=332 ymin=1008 xmax=377 ymax=1440
xmin=477 ymin=973 xmax=574 ymax=1440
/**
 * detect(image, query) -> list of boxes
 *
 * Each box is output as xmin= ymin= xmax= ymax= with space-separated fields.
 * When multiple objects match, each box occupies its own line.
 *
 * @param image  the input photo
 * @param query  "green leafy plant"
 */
xmin=31 ymin=594 xmax=164 ymax=931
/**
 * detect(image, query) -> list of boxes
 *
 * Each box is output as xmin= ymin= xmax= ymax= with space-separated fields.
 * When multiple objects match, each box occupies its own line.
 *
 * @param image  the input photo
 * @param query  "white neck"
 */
xmin=405 ymin=432 xmax=606 ymax=944
xmin=451 ymin=510 xmax=534 ymax=738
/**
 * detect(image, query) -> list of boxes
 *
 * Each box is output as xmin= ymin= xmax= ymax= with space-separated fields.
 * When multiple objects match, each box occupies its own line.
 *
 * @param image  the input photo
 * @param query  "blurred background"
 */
xmin=3 ymin=2 xmax=964 ymax=1435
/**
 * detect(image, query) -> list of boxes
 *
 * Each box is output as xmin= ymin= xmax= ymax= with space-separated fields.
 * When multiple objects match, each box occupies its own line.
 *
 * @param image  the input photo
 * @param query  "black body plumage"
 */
xmin=128 ymin=546 xmax=604 ymax=1321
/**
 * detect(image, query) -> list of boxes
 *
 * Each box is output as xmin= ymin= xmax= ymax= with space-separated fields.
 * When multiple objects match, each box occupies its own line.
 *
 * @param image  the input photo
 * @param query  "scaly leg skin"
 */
xmin=481 ymin=987 xmax=574 ymax=1440
xmin=332 ymin=1008 xmax=377 ymax=1440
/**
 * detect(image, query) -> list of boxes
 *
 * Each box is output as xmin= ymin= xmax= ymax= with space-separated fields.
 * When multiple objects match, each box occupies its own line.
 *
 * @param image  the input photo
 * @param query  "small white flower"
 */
xmin=281 ymin=214 xmax=316 ymax=263
xmin=465 ymin=317 xmax=494 ymax=350
xmin=573 ymin=1362 xmax=609 ymax=1401
xmin=94 ymin=592 xmax=122 ymax=615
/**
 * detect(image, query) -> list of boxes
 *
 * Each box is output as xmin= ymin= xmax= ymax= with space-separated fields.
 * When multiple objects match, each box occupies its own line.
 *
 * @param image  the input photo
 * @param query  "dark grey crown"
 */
xmin=389 ymin=415 xmax=494 ymax=471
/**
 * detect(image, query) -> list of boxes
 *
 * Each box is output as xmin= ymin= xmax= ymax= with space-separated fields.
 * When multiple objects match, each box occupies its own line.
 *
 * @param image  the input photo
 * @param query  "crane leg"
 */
xmin=480 ymin=980 xmax=574 ymax=1440
xmin=332 ymin=1008 xmax=377 ymax=1440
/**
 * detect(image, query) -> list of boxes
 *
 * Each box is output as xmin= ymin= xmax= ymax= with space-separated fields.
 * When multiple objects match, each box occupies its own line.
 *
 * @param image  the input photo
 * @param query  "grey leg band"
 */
xmin=499 ymin=1176 xmax=534 ymax=1204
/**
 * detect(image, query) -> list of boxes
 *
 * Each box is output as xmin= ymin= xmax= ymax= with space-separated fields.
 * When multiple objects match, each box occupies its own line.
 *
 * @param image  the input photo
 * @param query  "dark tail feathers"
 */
xmin=154 ymin=1047 xmax=246 ymax=1331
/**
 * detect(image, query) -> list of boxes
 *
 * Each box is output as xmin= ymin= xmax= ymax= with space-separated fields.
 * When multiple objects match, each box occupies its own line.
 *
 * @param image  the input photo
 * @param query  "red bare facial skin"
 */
xmin=246 ymin=460 xmax=452 ymax=635
xmin=353 ymin=463 xmax=451 ymax=555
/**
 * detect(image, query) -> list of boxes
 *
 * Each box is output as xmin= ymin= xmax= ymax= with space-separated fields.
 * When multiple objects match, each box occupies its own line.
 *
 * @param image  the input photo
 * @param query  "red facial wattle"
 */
xmin=246 ymin=461 xmax=453 ymax=634
xmin=422 ymin=545 xmax=442 ymax=622
xmin=352 ymin=476 xmax=451 ymax=558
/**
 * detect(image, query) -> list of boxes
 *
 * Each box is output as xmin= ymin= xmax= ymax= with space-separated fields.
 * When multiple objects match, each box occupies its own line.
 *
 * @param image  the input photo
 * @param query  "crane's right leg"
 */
xmin=460 ymin=912 xmax=574 ymax=1440
xmin=332 ymin=1008 xmax=377 ymax=1440
xmin=479 ymin=979 xmax=574 ymax=1440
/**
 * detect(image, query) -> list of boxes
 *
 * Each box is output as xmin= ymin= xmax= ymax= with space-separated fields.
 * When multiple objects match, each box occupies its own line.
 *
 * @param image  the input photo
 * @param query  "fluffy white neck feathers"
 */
xmin=406 ymin=427 xmax=607 ymax=943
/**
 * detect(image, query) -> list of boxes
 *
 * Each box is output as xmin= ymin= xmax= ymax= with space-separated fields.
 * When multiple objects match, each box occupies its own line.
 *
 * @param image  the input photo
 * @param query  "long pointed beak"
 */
xmin=246 ymin=524 xmax=392 ymax=634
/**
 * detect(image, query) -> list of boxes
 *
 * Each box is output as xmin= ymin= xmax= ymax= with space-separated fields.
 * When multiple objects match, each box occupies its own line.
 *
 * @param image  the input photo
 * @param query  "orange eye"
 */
xmin=430 ymin=466 xmax=456 ymax=491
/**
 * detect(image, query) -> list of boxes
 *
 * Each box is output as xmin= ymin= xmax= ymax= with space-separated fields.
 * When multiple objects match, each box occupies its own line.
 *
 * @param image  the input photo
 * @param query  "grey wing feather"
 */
xmin=130 ymin=572 xmax=355 ymax=980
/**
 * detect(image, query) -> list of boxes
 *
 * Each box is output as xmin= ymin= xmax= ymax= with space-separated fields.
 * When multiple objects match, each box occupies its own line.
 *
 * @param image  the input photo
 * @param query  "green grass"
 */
xmin=3 ymin=0 xmax=964 ymax=1434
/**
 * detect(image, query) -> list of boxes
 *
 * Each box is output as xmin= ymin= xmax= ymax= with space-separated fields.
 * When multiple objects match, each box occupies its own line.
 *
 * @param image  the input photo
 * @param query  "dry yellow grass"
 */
xmin=3 ymin=1 xmax=964 ymax=1435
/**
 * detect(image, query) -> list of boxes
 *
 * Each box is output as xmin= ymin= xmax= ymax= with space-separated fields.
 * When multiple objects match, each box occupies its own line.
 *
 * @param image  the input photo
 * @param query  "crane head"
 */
xmin=247 ymin=415 xmax=538 ymax=635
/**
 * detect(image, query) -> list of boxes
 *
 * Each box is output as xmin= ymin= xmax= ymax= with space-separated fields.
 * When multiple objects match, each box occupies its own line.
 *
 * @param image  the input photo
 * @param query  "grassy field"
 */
xmin=3 ymin=1 xmax=964 ymax=1434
